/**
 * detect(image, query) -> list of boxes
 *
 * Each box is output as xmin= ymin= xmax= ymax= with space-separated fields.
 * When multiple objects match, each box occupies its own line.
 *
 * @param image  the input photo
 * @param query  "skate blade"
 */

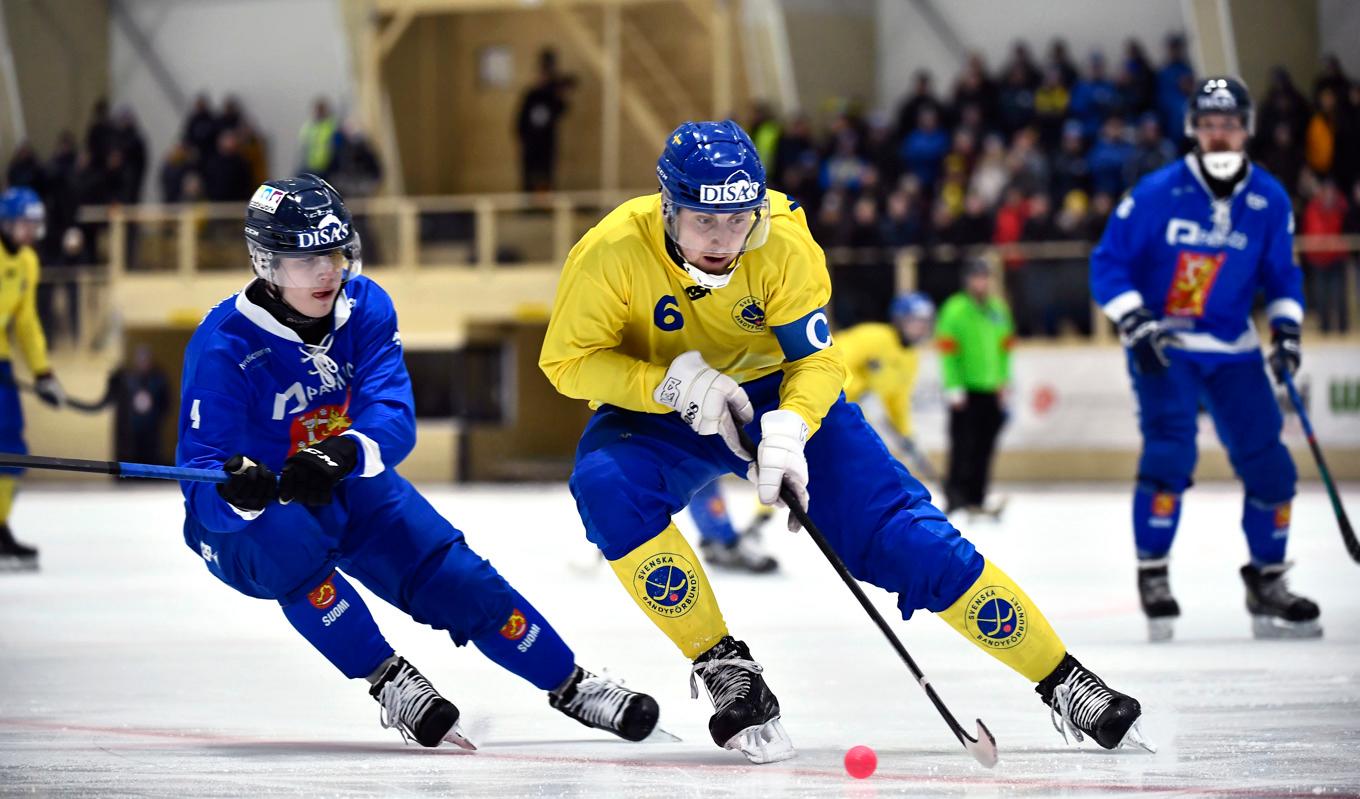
xmin=1119 ymin=720 xmax=1157 ymax=753
xmin=1147 ymin=617 xmax=1175 ymax=643
xmin=644 ymin=725 xmax=682 ymax=743
xmin=723 ymin=717 xmax=795 ymax=764
xmin=443 ymin=722 xmax=477 ymax=751
xmin=1251 ymin=615 xmax=1323 ymax=640
xmin=0 ymin=558 xmax=39 ymax=573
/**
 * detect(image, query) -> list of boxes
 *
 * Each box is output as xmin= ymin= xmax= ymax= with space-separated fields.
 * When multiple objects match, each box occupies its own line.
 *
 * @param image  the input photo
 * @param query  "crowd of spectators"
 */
xmin=745 ymin=36 xmax=1360 ymax=335
xmin=5 ymin=35 xmax=1360 ymax=339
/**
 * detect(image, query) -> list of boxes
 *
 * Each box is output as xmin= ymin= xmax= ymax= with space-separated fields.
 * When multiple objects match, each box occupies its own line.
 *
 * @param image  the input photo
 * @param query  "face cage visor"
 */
xmin=2 ymin=205 xmax=46 ymax=242
xmin=248 ymin=235 xmax=363 ymax=289
xmin=662 ymin=192 xmax=772 ymax=257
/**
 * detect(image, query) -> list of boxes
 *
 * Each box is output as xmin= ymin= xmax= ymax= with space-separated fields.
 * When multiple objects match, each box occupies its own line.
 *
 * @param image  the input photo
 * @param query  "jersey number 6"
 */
xmin=653 ymin=295 xmax=684 ymax=331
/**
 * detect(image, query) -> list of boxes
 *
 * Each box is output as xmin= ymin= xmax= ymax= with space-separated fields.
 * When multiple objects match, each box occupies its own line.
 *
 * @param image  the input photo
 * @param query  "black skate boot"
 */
xmin=1036 ymin=654 xmax=1151 ymax=751
xmin=699 ymin=534 xmax=778 ymax=574
xmin=0 ymin=525 xmax=39 ymax=573
xmin=549 ymin=666 xmax=660 ymax=742
xmin=1240 ymin=563 xmax=1322 ymax=639
xmin=690 ymin=636 xmax=793 ymax=763
xmin=369 ymin=657 xmax=472 ymax=749
xmin=1137 ymin=558 xmax=1179 ymax=642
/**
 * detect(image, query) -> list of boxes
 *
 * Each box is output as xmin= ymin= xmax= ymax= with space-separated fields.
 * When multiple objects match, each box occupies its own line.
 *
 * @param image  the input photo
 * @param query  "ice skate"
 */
xmin=1137 ymin=558 xmax=1179 ymax=642
xmin=369 ymin=657 xmax=473 ymax=749
xmin=690 ymin=636 xmax=793 ymax=764
xmin=700 ymin=533 xmax=778 ymax=574
xmin=1240 ymin=563 xmax=1322 ymax=639
xmin=0 ymin=525 xmax=38 ymax=573
xmin=1037 ymin=654 xmax=1152 ymax=751
xmin=550 ymin=666 xmax=661 ymax=742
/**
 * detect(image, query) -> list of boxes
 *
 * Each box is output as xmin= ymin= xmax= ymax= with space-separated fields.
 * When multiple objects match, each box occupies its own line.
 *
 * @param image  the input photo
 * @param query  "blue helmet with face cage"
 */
xmin=656 ymin=120 xmax=767 ymax=212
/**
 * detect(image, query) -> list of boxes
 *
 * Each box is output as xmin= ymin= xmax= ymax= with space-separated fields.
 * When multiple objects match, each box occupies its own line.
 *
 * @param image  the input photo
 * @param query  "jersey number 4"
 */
xmin=653 ymin=295 xmax=684 ymax=331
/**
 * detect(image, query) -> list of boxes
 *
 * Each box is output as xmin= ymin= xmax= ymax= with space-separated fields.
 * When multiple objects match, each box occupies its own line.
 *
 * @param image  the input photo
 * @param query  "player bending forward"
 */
xmin=540 ymin=121 xmax=1146 ymax=763
xmin=178 ymin=174 xmax=659 ymax=747
xmin=1090 ymin=77 xmax=1321 ymax=642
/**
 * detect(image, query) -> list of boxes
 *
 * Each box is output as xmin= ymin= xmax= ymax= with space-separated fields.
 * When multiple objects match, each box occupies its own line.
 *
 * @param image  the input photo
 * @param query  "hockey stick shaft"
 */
xmin=0 ymin=452 xmax=227 ymax=484
xmin=1281 ymin=372 xmax=1358 ymax=563
xmin=5 ymin=376 xmax=106 ymax=413
xmin=738 ymin=429 xmax=997 ymax=766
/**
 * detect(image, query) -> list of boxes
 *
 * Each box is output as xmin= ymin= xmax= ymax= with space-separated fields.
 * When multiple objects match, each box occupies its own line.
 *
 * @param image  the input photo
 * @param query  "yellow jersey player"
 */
xmin=837 ymin=291 xmax=938 ymax=480
xmin=540 ymin=121 xmax=1146 ymax=763
xmin=0 ymin=187 xmax=66 ymax=571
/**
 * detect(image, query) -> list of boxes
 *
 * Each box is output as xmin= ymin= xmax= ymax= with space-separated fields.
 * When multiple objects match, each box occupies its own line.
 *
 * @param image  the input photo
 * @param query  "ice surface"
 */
xmin=2 ymin=480 xmax=1357 ymax=797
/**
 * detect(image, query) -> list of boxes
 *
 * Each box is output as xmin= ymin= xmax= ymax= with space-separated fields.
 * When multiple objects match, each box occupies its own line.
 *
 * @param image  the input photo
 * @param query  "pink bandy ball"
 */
xmin=844 ymin=744 xmax=877 ymax=779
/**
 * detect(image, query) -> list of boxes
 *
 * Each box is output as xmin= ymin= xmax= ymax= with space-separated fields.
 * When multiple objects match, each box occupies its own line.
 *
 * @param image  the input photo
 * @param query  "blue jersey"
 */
xmin=177 ymin=276 xmax=414 ymax=533
xmin=1090 ymin=155 xmax=1303 ymax=361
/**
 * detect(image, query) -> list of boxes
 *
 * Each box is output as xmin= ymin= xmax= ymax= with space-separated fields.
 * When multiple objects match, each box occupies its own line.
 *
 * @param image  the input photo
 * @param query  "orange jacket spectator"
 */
xmin=1305 ymin=88 xmax=1339 ymax=176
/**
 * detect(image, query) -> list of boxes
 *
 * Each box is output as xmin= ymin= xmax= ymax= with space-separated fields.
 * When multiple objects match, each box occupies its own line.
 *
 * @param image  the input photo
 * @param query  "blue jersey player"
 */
xmin=177 ymin=174 xmax=660 ymax=747
xmin=1090 ymin=77 xmax=1321 ymax=642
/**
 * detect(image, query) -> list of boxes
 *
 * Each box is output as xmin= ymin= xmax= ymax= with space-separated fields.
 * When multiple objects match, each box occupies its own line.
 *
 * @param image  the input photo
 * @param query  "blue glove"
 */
xmin=1118 ymin=308 xmax=1177 ymax=375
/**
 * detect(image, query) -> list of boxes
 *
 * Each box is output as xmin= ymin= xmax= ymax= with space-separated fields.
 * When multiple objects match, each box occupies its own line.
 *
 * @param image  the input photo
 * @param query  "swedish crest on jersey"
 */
xmin=731 ymin=296 xmax=766 ymax=333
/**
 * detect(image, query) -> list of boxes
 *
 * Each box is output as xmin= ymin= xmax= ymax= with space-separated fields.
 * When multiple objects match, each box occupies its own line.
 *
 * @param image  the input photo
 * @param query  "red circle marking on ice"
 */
xmin=844 ymin=745 xmax=877 ymax=779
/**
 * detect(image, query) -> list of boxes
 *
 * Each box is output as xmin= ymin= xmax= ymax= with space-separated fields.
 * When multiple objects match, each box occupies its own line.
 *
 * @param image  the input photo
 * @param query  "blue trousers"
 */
xmin=1129 ymin=351 xmax=1296 ymax=563
xmin=184 ymin=469 xmax=574 ymax=687
xmin=570 ymin=372 xmax=984 ymax=619
xmin=0 ymin=361 xmax=27 ymax=476
xmin=689 ymin=479 xmax=738 ymax=546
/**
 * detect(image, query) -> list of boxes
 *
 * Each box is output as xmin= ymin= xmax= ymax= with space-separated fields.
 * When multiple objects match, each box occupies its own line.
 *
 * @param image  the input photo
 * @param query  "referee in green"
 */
xmin=936 ymin=257 xmax=1014 ymax=516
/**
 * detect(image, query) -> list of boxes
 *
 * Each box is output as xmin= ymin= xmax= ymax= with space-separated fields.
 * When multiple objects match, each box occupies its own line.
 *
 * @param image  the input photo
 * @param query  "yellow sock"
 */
xmin=0 ymin=476 xmax=15 ymax=525
xmin=937 ymin=559 xmax=1066 ymax=682
xmin=608 ymin=522 xmax=729 ymax=659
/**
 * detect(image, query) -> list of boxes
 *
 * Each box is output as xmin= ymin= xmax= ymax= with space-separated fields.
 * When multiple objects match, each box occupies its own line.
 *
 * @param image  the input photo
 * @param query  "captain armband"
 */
xmin=772 ymin=307 xmax=833 ymax=362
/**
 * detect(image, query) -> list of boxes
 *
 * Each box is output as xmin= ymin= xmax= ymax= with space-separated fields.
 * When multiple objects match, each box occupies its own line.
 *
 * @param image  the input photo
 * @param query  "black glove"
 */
xmin=1268 ymin=321 xmax=1301 ymax=382
xmin=279 ymin=435 xmax=359 ymax=506
xmin=1118 ymin=308 xmax=1176 ymax=375
xmin=217 ymin=455 xmax=278 ymax=512
xmin=33 ymin=372 xmax=66 ymax=408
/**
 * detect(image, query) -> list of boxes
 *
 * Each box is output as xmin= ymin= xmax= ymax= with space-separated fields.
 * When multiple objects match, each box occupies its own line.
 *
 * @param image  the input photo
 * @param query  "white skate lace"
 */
xmin=1049 ymin=668 xmax=1114 ymax=745
xmin=376 ymin=663 xmax=442 ymax=744
xmin=558 ymin=673 xmax=632 ymax=730
xmin=300 ymin=334 xmax=341 ymax=390
xmin=1258 ymin=562 xmax=1302 ymax=606
xmin=690 ymin=657 xmax=762 ymax=711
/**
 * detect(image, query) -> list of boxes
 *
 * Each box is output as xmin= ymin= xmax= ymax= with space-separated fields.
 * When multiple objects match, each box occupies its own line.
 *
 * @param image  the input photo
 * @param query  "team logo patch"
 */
xmin=963 ymin=585 xmax=1027 ymax=649
xmin=1152 ymin=492 xmax=1178 ymax=517
xmin=1164 ymin=251 xmax=1226 ymax=317
xmin=633 ymin=553 xmax=700 ymax=618
xmin=308 ymin=578 xmax=337 ymax=609
xmin=289 ymin=402 xmax=352 ymax=455
xmin=731 ymin=296 xmax=766 ymax=332
xmin=1274 ymin=503 xmax=1291 ymax=530
xmin=499 ymin=608 xmax=529 ymax=640
xmin=249 ymin=184 xmax=287 ymax=214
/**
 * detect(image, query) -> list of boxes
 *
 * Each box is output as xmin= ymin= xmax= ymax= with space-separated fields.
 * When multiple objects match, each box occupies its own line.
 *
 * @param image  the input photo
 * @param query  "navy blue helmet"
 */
xmin=244 ymin=174 xmax=361 ymax=288
xmin=1184 ymin=76 xmax=1254 ymax=137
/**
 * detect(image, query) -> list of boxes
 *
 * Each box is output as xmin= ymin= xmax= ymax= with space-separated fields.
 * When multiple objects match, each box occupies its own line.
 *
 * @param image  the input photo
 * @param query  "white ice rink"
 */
xmin=2 ymin=480 xmax=1357 ymax=798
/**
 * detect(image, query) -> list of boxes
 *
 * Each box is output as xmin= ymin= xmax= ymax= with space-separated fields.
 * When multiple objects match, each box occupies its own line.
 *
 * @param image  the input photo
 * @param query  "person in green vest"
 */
xmin=298 ymin=98 xmax=340 ymax=176
xmin=936 ymin=257 xmax=1014 ymax=518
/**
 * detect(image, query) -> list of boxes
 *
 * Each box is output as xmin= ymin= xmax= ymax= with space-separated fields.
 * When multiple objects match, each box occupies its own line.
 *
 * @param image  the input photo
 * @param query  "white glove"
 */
xmin=33 ymin=373 xmax=66 ymax=408
xmin=746 ymin=409 xmax=810 ymax=532
xmin=654 ymin=351 xmax=754 ymax=460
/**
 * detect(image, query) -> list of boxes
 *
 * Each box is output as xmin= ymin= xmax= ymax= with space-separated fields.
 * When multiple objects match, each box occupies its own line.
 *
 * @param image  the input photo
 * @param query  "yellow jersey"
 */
xmin=835 ymin=322 xmax=920 ymax=438
xmin=0 ymin=239 xmax=51 ymax=373
xmin=540 ymin=190 xmax=846 ymax=435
